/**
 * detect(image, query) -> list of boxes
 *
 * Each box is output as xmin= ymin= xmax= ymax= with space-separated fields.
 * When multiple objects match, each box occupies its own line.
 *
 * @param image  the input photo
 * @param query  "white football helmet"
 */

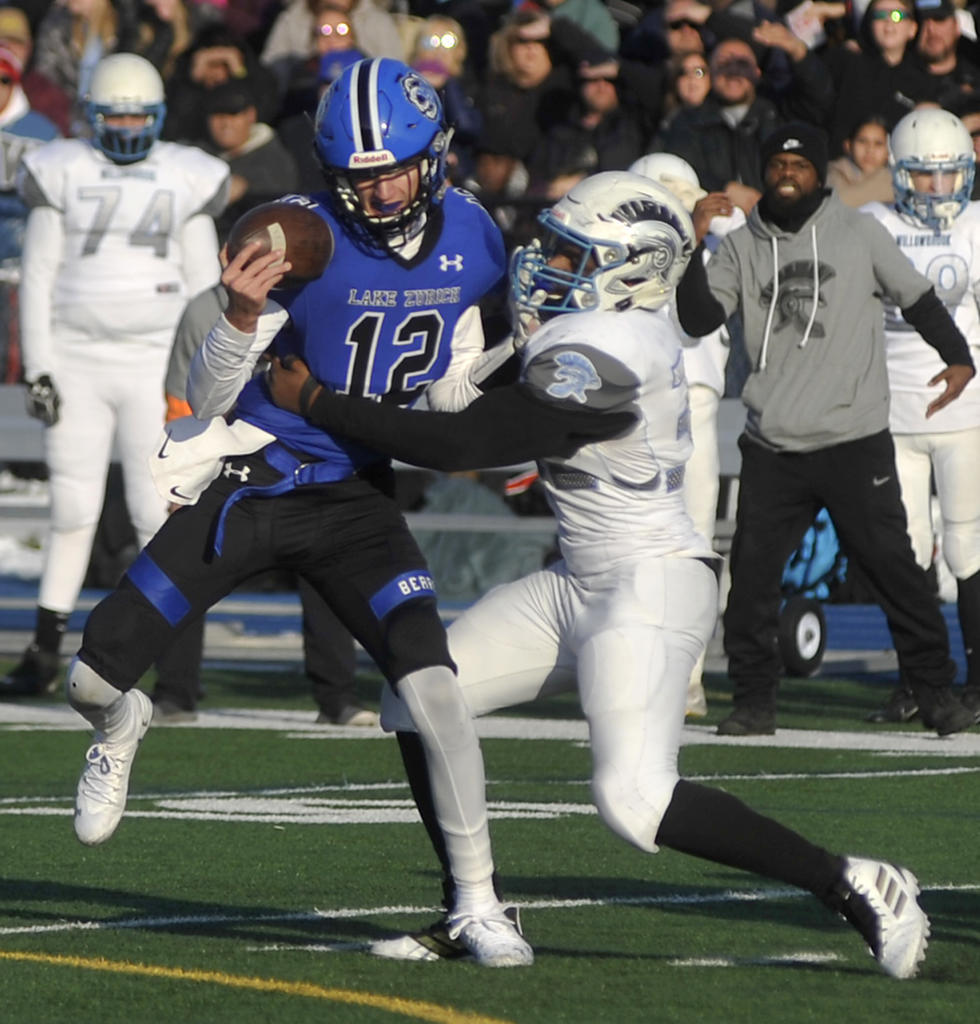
xmin=511 ymin=171 xmax=695 ymax=328
xmin=628 ymin=152 xmax=706 ymax=213
xmin=890 ymin=108 xmax=975 ymax=231
xmin=86 ymin=53 xmax=166 ymax=164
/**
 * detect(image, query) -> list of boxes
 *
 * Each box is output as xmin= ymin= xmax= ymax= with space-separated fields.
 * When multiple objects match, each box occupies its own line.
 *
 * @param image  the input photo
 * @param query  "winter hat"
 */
xmin=761 ymin=122 xmax=829 ymax=184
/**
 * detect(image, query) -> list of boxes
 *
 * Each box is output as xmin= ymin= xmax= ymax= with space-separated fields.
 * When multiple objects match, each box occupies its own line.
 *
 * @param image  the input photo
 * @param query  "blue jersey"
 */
xmin=234 ymin=187 xmax=506 ymax=473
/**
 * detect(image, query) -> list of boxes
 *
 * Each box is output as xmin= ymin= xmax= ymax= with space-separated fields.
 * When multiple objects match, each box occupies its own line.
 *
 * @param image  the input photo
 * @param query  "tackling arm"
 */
xmin=267 ymin=357 xmax=635 ymax=471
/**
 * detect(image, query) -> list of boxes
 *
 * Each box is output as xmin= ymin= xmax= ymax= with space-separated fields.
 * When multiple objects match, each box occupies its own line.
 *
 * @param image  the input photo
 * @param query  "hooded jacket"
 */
xmin=678 ymin=190 xmax=970 ymax=452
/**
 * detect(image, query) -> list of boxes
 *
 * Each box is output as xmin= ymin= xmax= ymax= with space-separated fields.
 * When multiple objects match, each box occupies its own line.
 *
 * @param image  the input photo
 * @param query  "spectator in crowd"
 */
xmin=408 ymin=14 xmax=481 ymax=185
xmin=827 ymin=114 xmax=895 ymax=206
xmin=278 ymin=0 xmax=365 ymax=120
xmin=0 ymin=5 xmax=71 ymax=134
xmin=474 ymin=9 xmax=608 ymax=201
xmin=260 ymin=0 xmax=404 ymax=97
xmin=913 ymin=0 xmax=980 ymax=102
xmin=277 ymin=50 xmax=348 ymax=191
xmin=861 ymin=108 xmax=980 ymax=725
xmin=822 ymin=0 xmax=937 ymax=156
xmin=32 ymin=0 xmax=125 ymax=135
xmin=161 ymin=21 xmax=278 ymax=145
xmin=675 ymin=121 xmax=976 ymax=738
xmin=0 ymin=42 xmax=58 ymax=382
xmin=1 ymin=54 xmax=227 ymax=699
xmin=539 ymin=0 xmax=619 ymax=53
xmin=948 ymin=87 xmax=980 ymax=195
xmin=129 ymin=0 xmax=193 ymax=80
xmin=202 ymin=76 xmax=299 ymax=238
xmin=525 ymin=55 xmax=660 ymax=200
xmin=660 ymin=30 xmax=834 ymax=214
xmin=655 ymin=48 xmax=712 ymax=142
xmin=620 ymin=0 xmax=711 ymax=64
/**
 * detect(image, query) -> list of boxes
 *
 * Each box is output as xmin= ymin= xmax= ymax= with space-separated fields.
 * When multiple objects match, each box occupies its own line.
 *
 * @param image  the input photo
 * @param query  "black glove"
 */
xmin=25 ymin=375 xmax=61 ymax=426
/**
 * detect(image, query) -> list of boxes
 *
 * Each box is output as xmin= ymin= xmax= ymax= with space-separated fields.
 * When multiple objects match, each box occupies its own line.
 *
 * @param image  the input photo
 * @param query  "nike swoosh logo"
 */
xmin=157 ymin=437 xmax=172 ymax=459
xmin=170 ymin=486 xmax=193 ymax=501
xmin=872 ymin=476 xmax=891 ymax=487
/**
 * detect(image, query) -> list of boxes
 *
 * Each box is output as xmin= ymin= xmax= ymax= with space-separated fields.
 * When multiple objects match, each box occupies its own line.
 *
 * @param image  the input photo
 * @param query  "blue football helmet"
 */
xmin=313 ymin=57 xmax=450 ymax=249
xmin=86 ymin=53 xmax=166 ymax=164
xmin=510 ymin=172 xmax=695 ymax=334
xmin=890 ymin=108 xmax=975 ymax=232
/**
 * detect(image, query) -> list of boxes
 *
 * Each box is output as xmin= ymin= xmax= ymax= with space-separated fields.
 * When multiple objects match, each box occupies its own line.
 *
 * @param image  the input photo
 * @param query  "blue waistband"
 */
xmin=212 ymin=442 xmax=351 ymax=556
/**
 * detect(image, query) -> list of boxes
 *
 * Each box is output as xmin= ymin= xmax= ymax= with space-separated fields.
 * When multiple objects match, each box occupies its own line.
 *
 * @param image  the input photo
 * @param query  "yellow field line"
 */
xmin=0 ymin=950 xmax=514 ymax=1024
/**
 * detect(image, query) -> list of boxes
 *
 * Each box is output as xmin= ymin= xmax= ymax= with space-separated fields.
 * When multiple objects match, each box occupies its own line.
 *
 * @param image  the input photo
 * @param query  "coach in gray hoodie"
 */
xmin=677 ymin=121 xmax=976 ymax=738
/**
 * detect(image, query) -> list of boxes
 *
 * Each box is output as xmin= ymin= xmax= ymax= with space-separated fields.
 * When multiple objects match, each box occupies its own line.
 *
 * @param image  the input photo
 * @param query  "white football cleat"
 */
xmin=840 ymin=857 xmax=930 ymax=979
xmin=447 ymin=909 xmax=534 ymax=968
xmin=74 ymin=689 xmax=152 ymax=846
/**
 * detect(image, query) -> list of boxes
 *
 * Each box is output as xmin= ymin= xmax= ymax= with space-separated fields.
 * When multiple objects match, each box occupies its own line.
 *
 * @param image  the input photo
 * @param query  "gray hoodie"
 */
xmin=704 ymin=191 xmax=935 ymax=452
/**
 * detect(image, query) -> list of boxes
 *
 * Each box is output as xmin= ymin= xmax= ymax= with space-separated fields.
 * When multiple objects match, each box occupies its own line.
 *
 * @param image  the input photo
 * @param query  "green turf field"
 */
xmin=1 ymin=665 xmax=978 ymax=1023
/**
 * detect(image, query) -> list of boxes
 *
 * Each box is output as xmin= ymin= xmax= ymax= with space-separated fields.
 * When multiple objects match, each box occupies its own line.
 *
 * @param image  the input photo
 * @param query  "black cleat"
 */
xmin=918 ymin=688 xmax=976 ymax=737
xmin=865 ymin=686 xmax=919 ymax=724
xmin=1 ymin=644 xmax=62 ymax=696
xmin=960 ymin=687 xmax=980 ymax=720
xmin=715 ymin=706 xmax=776 ymax=736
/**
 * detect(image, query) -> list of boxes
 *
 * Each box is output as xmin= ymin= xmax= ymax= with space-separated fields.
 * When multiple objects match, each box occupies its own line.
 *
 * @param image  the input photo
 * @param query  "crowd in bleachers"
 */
xmin=2 ymin=0 xmax=980 ymax=375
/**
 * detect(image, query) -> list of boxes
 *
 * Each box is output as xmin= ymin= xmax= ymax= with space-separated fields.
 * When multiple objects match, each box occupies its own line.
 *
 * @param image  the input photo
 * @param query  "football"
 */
xmin=226 ymin=201 xmax=334 ymax=283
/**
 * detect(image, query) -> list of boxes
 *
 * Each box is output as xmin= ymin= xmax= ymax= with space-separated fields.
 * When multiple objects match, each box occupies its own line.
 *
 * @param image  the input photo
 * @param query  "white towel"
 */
xmin=148 ymin=416 xmax=276 ymax=506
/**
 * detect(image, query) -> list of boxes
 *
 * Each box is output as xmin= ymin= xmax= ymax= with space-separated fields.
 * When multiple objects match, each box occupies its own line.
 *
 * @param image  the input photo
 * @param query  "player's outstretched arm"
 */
xmin=266 ymin=355 xmax=635 ymax=470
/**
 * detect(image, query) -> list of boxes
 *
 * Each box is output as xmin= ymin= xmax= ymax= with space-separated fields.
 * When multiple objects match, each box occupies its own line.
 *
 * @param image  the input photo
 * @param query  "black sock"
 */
xmin=655 ymin=780 xmax=844 ymax=897
xmin=34 ymin=606 xmax=69 ymax=654
xmin=957 ymin=569 xmax=980 ymax=689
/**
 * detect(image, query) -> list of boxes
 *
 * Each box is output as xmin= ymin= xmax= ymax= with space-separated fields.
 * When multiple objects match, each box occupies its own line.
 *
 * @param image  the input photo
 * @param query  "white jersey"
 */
xmin=17 ymin=138 xmax=228 ymax=347
xmin=863 ymin=199 xmax=980 ymax=433
xmin=521 ymin=306 xmax=712 ymax=577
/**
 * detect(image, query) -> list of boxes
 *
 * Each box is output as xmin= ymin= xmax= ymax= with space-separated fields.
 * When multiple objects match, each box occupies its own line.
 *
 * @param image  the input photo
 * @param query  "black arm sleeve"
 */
xmin=676 ymin=243 xmax=727 ymax=337
xmin=306 ymin=383 xmax=636 ymax=471
xmin=901 ymin=287 xmax=975 ymax=369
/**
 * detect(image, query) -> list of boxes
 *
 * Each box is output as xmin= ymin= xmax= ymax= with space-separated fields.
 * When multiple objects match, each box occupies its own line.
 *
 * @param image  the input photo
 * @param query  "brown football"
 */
xmin=226 ymin=201 xmax=334 ymax=283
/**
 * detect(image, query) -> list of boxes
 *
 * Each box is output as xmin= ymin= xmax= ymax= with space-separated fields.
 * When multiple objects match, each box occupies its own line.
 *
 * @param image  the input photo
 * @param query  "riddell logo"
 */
xmin=350 ymin=150 xmax=395 ymax=168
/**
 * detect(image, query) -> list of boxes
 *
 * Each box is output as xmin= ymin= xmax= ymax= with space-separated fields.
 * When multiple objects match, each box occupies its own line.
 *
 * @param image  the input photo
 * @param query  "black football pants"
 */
xmin=724 ymin=430 xmax=955 ymax=709
xmin=77 ymin=455 xmax=453 ymax=692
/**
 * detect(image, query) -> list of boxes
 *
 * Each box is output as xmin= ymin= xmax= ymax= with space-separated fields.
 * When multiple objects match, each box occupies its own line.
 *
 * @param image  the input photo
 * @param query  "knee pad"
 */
xmin=66 ymin=656 xmax=124 ymax=712
xmin=591 ymin=765 xmax=678 ymax=854
xmin=942 ymin=520 xmax=980 ymax=580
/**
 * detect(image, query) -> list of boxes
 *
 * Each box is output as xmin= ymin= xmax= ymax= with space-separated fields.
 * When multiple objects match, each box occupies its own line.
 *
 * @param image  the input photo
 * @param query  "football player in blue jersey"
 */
xmin=61 ymin=57 xmax=621 ymax=968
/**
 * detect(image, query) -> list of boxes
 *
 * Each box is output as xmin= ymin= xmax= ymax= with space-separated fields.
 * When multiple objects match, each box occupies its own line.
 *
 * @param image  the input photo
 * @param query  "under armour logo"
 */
xmin=223 ymin=462 xmax=251 ymax=482
xmin=545 ymin=351 xmax=602 ymax=404
xmin=439 ymin=253 xmax=464 ymax=272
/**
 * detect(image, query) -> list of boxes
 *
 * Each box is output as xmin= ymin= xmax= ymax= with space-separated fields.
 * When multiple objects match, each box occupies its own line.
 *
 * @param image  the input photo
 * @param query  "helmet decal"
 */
xmin=402 ymin=70 xmax=441 ymax=121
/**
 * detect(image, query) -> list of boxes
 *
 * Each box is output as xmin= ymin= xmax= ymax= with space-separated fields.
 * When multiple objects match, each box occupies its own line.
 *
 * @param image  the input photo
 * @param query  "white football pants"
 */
xmin=893 ymin=426 xmax=980 ymax=581
xmin=39 ymin=340 xmax=169 ymax=613
xmin=382 ymin=556 xmax=718 ymax=852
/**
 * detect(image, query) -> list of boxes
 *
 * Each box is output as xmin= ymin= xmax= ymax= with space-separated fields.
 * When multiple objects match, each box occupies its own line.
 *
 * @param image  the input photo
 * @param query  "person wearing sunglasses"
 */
xmin=821 ymin=0 xmax=938 ymax=156
xmin=660 ymin=32 xmax=834 ymax=215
